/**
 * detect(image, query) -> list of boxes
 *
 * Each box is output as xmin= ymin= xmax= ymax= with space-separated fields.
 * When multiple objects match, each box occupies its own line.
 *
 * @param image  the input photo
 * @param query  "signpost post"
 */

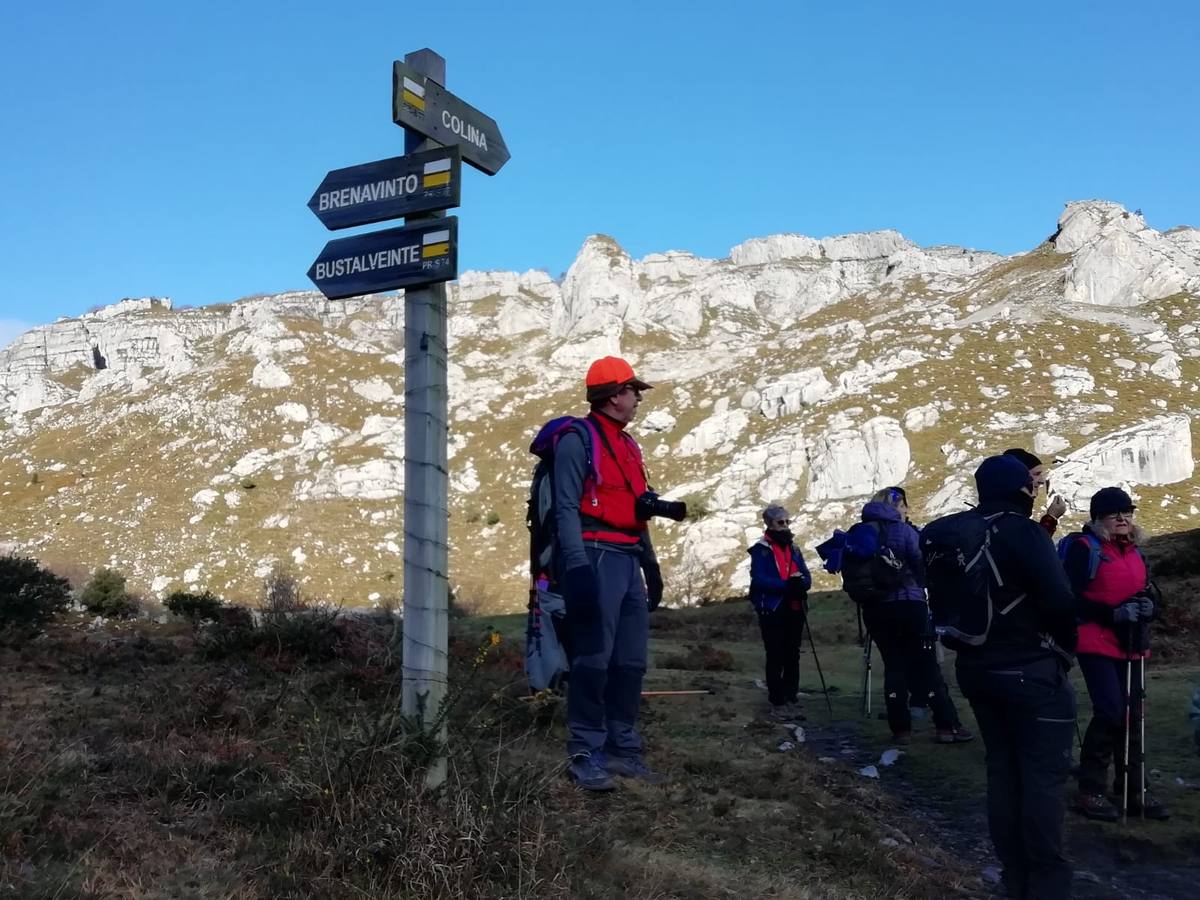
xmin=398 ymin=48 xmax=452 ymax=789
xmin=306 ymin=47 xmax=505 ymax=788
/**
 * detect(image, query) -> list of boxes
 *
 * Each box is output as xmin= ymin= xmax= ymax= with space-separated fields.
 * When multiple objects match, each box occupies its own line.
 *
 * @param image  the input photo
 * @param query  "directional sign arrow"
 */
xmin=307 ymin=217 xmax=458 ymax=300
xmin=308 ymin=146 xmax=461 ymax=230
xmin=392 ymin=60 xmax=510 ymax=175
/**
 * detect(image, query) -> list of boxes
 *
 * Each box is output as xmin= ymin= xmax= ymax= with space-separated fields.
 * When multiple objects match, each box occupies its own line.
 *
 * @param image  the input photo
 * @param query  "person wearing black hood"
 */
xmin=952 ymin=455 xmax=1078 ymax=900
xmin=748 ymin=504 xmax=812 ymax=720
xmin=1003 ymin=448 xmax=1068 ymax=537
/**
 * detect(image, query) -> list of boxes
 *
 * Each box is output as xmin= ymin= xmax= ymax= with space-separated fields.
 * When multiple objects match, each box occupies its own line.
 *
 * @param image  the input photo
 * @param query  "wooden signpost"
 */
xmin=305 ymin=48 xmax=507 ymax=787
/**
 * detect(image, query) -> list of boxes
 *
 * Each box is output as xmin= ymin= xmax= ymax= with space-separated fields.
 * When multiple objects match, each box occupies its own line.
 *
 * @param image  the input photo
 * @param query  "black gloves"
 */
xmin=643 ymin=561 xmax=664 ymax=612
xmin=1112 ymin=601 xmax=1140 ymax=625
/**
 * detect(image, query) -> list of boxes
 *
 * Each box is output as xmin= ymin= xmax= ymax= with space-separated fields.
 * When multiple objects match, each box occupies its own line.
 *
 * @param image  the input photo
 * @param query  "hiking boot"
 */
xmin=768 ymin=704 xmax=793 ymax=721
xmin=606 ymin=755 xmax=668 ymax=785
xmin=1073 ymin=792 xmax=1118 ymax=822
xmin=1126 ymin=794 xmax=1171 ymax=821
xmin=891 ymin=731 xmax=912 ymax=746
xmin=784 ymin=701 xmax=807 ymax=720
xmin=935 ymin=726 xmax=975 ymax=744
xmin=567 ymin=753 xmax=616 ymax=792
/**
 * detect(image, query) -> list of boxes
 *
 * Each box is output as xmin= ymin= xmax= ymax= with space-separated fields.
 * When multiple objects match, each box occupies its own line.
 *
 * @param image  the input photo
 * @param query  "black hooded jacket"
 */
xmin=956 ymin=498 xmax=1079 ymax=669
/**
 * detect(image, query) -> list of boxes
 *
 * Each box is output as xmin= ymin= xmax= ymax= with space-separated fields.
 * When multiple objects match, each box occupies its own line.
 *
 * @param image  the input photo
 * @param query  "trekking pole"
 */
xmin=1139 ymin=653 xmax=1147 ymax=818
xmin=805 ymin=620 xmax=835 ymax=719
xmin=1121 ymin=643 xmax=1133 ymax=826
xmin=861 ymin=632 xmax=873 ymax=718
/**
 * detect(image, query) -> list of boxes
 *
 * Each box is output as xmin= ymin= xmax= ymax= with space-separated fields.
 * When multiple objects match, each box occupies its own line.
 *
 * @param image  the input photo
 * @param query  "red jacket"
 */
xmin=580 ymin=412 xmax=648 ymax=545
xmin=1070 ymin=534 xmax=1149 ymax=660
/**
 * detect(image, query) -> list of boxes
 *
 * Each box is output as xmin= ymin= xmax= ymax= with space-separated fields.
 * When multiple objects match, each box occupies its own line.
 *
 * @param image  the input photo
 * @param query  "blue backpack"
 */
xmin=1055 ymin=531 xmax=1145 ymax=581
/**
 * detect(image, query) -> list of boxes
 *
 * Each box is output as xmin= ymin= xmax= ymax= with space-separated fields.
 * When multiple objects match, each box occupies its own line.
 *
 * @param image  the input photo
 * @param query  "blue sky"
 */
xmin=1 ymin=1 xmax=1197 ymax=337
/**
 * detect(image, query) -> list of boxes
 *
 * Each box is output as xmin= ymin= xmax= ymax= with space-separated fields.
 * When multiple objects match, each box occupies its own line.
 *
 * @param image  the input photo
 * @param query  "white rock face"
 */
xmin=1055 ymin=201 xmax=1145 ymax=254
xmin=903 ymin=403 xmax=940 ymax=432
xmin=298 ymin=459 xmax=406 ymax=501
xmin=275 ymin=402 xmax=309 ymax=423
xmin=1034 ymin=432 xmax=1070 ymax=456
xmin=1052 ymin=415 xmax=1195 ymax=507
xmin=251 ymin=359 xmax=292 ymax=389
xmin=1048 ymin=365 xmax=1094 ymax=398
xmin=1150 ymin=352 xmax=1182 ymax=380
xmin=553 ymin=236 xmax=641 ymax=337
xmin=759 ymin=369 xmax=833 ymax=419
xmin=1057 ymin=201 xmax=1200 ymax=307
xmin=352 ymin=377 xmax=396 ymax=403
xmin=677 ymin=409 xmax=750 ymax=457
xmin=807 ymin=416 xmax=910 ymax=501
xmin=731 ymin=234 xmax=821 ymax=266
xmin=638 ymin=410 xmax=677 ymax=433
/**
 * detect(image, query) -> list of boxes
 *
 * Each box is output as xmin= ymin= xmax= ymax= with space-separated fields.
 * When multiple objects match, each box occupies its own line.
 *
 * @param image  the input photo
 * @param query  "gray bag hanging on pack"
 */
xmin=525 ymin=580 xmax=568 ymax=692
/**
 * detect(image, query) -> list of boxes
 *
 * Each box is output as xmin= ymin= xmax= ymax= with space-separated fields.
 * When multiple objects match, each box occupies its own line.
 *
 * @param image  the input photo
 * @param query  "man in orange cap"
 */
xmin=557 ymin=356 xmax=678 ymax=790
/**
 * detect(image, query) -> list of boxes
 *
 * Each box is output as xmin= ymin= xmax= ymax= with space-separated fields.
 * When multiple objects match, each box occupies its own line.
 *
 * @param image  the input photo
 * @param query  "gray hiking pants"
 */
xmin=566 ymin=545 xmax=649 ymax=758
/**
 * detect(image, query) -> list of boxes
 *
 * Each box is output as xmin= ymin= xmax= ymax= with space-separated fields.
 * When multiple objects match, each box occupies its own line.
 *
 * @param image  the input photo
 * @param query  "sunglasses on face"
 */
xmin=1102 ymin=510 xmax=1135 ymax=520
xmin=772 ymin=519 xmax=790 ymax=527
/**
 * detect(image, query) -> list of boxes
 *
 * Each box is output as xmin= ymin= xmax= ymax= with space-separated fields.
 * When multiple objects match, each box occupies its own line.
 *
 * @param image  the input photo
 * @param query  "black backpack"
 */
xmin=921 ymin=509 xmax=1020 ymax=651
xmin=840 ymin=520 xmax=906 ymax=605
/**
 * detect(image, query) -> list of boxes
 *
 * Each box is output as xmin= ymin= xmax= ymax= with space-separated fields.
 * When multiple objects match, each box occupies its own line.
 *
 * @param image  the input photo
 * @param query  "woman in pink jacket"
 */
xmin=1064 ymin=487 xmax=1168 ymax=821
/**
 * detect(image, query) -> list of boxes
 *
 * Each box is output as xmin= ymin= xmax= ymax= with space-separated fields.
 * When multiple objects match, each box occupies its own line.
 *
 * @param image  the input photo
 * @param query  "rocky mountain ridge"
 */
xmin=1 ymin=199 xmax=1197 ymax=609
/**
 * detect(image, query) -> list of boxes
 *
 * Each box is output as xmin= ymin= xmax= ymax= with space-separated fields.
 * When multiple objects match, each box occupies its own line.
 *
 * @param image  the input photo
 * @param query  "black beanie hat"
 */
xmin=1089 ymin=487 xmax=1136 ymax=521
xmin=1003 ymin=448 xmax=1043 ymax=470
xmin=975 ymin=455 xmax=1033 ymax=503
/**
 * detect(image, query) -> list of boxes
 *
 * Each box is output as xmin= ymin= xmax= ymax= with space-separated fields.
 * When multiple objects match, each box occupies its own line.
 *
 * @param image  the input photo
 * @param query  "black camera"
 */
xmin=635 ymin=491 xmax=687 ymax=522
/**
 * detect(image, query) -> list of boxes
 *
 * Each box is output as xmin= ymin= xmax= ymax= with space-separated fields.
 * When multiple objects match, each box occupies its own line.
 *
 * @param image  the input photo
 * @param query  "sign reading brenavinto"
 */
xmin=308 ymin=146 xmax=461 ymax=231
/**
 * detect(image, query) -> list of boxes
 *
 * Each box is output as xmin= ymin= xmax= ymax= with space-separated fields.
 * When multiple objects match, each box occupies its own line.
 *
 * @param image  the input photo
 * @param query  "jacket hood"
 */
xmin=975 ymin=455 xmax=1033 ymax=503
xmin=861 ymin=501 xmax=903 ymax=523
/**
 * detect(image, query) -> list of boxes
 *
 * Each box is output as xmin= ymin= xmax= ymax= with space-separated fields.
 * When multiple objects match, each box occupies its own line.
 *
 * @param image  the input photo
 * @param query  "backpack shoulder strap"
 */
xmin=1081 ymin=533 xmax=1102 ymax=581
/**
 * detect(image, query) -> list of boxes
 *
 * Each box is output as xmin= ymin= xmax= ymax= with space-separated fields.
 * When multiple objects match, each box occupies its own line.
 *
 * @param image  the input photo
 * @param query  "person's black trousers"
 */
xmin=957 ymin=657 xmax=1076 ymax=900
xmin=863 ymin=600 xmax=960 ymax=734
xmin=757 ymin=603 xmax=805 ymax=707
xmin=1077 ymin=652 xmax=1145 ymax=802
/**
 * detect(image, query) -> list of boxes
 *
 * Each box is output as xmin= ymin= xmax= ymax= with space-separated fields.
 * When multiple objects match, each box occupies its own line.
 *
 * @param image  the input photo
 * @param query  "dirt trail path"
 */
xmin=803 ymin=719 xmax=1200 ymax=899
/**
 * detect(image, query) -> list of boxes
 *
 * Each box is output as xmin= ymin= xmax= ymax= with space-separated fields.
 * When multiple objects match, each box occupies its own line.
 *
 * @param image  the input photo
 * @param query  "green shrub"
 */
xmin=164 ymin=590 xmax=223 ymax=622
xmin=0 ymin=555 xmax=72 ymax=631
xmin=80 ymin=567 xmax=137 ymax=618
xmin=485 ymin=510 xmax=500 ymax=526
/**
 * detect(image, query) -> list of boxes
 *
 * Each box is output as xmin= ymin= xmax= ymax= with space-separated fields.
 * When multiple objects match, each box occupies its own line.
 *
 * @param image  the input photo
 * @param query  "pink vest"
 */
xmin=1075 ymin=536 xmax=1149 ymax=660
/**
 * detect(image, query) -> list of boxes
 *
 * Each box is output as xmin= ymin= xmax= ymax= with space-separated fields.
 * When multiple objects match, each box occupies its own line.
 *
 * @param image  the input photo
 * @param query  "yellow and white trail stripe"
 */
xmin=401 ymin=76 xmax=426 ymax=111
xmin=422 ymin=229 xmax=451 ymax=259
xmin=422 ymin=157 xmax=451 ymax=188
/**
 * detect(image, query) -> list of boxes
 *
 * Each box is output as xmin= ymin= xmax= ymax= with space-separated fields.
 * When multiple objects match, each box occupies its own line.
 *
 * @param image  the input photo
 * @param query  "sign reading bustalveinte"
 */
xmin=306 ymin=217 xmax=458 ymax=300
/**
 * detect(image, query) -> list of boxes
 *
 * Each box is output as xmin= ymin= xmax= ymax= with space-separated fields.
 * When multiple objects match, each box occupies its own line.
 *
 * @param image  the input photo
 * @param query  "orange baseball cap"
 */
xmin=585 ymin=356 xmax=652 ymax=399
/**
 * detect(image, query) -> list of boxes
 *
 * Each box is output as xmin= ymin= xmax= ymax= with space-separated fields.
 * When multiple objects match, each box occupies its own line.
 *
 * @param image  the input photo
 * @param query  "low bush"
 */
xmin=165 ymin=590 xmax=224 ymax=622
xmin=80 ymin=567 xmax=138 ymax=618
xmin=0 ymin=555 xmax=72 ymax=631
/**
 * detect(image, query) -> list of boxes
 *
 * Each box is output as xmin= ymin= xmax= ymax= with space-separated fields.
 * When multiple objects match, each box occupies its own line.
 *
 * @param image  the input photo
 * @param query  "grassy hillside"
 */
xmin=4 ymin=579 xmax=1198 ymax=899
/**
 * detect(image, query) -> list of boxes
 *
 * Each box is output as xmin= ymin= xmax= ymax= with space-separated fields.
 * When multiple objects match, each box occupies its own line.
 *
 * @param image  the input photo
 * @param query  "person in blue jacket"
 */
xmin=748 ymin=504 xmax=813 ymax=720
xmin=857 ymin=487 xmax=973 ymax=744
